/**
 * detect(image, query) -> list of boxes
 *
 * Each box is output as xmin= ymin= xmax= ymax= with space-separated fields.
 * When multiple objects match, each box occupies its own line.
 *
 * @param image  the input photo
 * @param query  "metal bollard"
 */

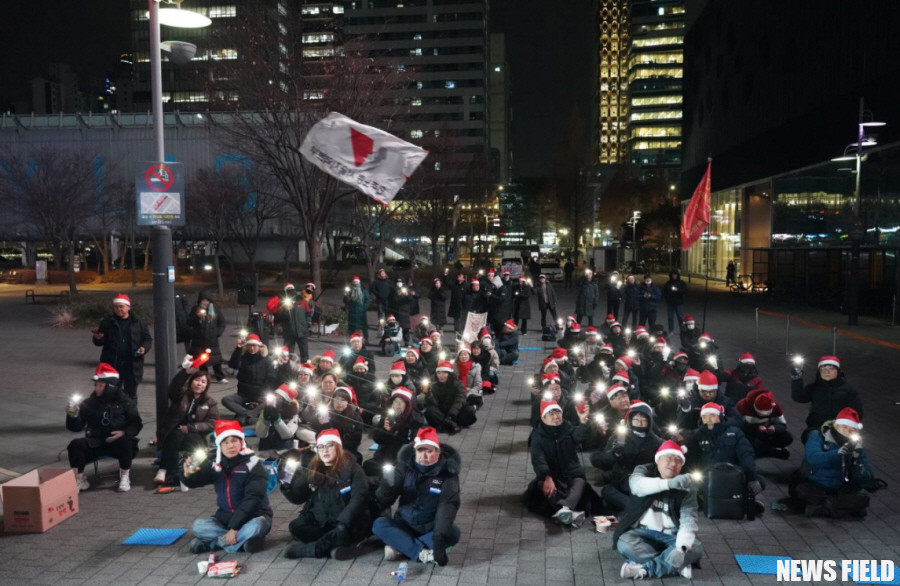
xmin=785 ymin=314 xmax=790 ymax=355
xmin=832 ymin=326 xmax=837 ymax=355
xmin=755 ymin=307 xmax=759 ymax=344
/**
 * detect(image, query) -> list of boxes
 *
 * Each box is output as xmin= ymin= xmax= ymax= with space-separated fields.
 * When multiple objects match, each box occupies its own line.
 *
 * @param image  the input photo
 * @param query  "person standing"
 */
xmin=563 ymin=259 xmax=575 ymax=288
xmin=638 ymin=275 xmax=661 ymax=327
xmin=726 ymin=261 xmax=736 ymax=287
xmin=428 ymin=276 xmax=449 ymax=331
xmin=662 ymin=271 xmax=688 ymax=334
xmin=187 ymin=290 xmax=227 ymax=383
xmin=575 ymin=269 xmax=600 ymax=327
xmin=512 ymin=276 xmax=533 ymax=334
xmin=369 ymin=268 xmax=394 ymax=320
xmin=621 ymin=274 xmax=640 ymax=329
xmin=91 ymin=293 xmax=152 ymax=402
xmin=535 ymin=274 xmax=558 ymax=330
xmin=606 ymin=271 xmax=622 ymax=320
xmin=278 ymin=283 xmax=314 ymax=362
xmin=343 ymin=276 xmax=371 ymax=343
xmin=447 ymin=272 xmax=467 ymax=334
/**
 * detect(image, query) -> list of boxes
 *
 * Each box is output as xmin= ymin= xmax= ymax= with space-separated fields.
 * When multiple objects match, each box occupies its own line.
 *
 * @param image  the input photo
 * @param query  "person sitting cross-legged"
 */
xmin=615 ymin=440 xmax=705 ymax=580
xmin=181 ymin=420 xmax=273 ymax=554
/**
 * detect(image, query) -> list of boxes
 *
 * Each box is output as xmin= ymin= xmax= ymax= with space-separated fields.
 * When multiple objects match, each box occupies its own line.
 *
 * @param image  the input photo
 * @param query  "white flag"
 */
xmin=461 ymin=312 xmax=488 ymax=345
xmin=300 ymin=112 xmax=428 ymax=205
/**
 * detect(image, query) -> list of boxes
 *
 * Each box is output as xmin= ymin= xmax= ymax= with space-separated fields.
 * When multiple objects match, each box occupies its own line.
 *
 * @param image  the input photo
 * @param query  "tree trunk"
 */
xmin=53 ymin=243 xmax=63 ymax=270
xmin=214 ymin=242 xmax=225 ymax=298
xmin=143 ymin=239 xmax=151 ymax=272
xmin=431 ymin=240 xmax=441 ymax=271
xmin=66 ymin=240 xmax=78 ymax=294
xmin=309 ymin=233 xmax=322 ymax=292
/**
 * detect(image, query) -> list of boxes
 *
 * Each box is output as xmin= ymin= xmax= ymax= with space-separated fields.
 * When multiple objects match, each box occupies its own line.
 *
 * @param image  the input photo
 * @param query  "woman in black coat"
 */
xmin=513 ymin=277 xmax=533 ymax=334
xmin=281 ymin=430 xmax=371 ymax=559
xmin=791 ymin=355 xmax=863 ymax=439
xmin=156 ymin=369 xmax=218 ymax=485
xmin=447 ymin=273 xmax=467 ymax=333
xmin=187 ymin=289 xmax=227 ymax=382
xmin=428 ymin=277 xmax=449 ymax=329
xmin=363 ymin=388 xmax=425 ymax=476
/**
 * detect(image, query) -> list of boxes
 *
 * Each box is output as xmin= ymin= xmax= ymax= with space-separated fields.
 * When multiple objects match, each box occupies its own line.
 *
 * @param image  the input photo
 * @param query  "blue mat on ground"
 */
xmin=122 ymin=528 xmax=187 ymax=546
xmin=518 ymin=347 xmax=543 ymax=351
xmin=243 ymin=428 xmax=256 ymax=437
xmin=734 ymin=554 xmax=793 ymax=575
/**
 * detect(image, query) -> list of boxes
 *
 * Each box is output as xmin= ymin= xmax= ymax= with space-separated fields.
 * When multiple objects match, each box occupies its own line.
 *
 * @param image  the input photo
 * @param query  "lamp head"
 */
xmin=160 ymin=41 xmax=197 ymax=65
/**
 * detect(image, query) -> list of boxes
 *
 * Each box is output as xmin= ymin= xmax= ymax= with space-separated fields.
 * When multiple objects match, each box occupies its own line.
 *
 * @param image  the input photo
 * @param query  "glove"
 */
xmin=432 ymin=541 xmax=449 ymax=567
xmin=263 ymin=404 xmax=279 ymax=422
xmin=611 ymin=446 xmax=625 ymax=459
xmin=790 ymin=366 xmax=803 ymax=380
xmin=181 ymin=354 xmax=194 ymax=371
xmin=838 ymin=444 xmax=852 ymax=457
xmin=748 ymin=480 xmax=763 ymax=496
xmin=667 ymin=474 xmax=692 ymax=491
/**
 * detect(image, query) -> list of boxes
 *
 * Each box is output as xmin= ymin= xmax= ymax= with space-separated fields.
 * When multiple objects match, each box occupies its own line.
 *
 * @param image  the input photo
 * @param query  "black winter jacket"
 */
xmin=282 ymin=457 xmax=370 ymax=528
xmin=425 ymin=375 xmax=467 ymax=419
xmin=686 ymin=422 xmax=758 ymax=482
xmin=376 ymin=443 xmax=461 ymax=551
xmin=428 ymin=286 xmax=449 ymax=324
xmin=530 ymin=421 xmax=595 ymax=481
xmin=182 ymin=454 xmax=273 ymax=530
xmin=66 ymin=385 xmax=143 ymax=446
xmin=791 ymin=372 xmax=863 ymax=431
xmin=93 ymin=314 xmax=153 ymax=382
xmin=228 ymin=346 xmax=275 ymax=401
xmin=187 ymin=290 xmax=226 ymax=364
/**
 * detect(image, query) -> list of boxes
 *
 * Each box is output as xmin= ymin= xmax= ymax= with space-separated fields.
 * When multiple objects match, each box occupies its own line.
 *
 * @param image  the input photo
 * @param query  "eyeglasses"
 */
xmin=317 ymin=442 xmax=338 ymax=451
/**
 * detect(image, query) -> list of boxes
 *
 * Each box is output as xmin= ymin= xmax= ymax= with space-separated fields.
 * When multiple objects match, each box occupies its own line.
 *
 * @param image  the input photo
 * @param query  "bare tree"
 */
xmin=187 ymin=167 xmax=244 ymax=297
xmin=83 ymin=161 xmax=129 ymax=275
xmin=0 ymin=147 xmax=101 ymax=293
xmin=207 ymin=8 xmax=412 ymax=290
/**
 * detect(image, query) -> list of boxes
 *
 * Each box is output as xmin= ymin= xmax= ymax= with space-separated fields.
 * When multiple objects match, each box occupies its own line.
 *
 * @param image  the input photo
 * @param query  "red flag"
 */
xmin=681 ymin=160 xmax=712 ymax=250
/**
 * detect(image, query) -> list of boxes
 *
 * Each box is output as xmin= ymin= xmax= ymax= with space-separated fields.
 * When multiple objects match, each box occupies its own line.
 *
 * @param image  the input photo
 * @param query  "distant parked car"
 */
xmin=540 ymin=261 xmax=563 ymax=282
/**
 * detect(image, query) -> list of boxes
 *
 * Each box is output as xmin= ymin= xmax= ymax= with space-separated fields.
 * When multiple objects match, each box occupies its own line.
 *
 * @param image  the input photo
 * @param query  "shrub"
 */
xmin=56 ymin=293 xmax=153 ymax=329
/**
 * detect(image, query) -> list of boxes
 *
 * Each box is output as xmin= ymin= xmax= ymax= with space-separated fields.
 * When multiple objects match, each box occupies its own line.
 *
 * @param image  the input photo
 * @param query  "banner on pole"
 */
xmin=681 ymin=159 xmax=712 ymax=251
xmin=300 ymin=112 xmax=428 ymax=205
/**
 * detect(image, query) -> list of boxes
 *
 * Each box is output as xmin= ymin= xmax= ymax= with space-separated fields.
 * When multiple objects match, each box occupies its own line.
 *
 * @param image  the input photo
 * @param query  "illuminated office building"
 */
xmin=597 ymin=0 xmax=629 ymax=164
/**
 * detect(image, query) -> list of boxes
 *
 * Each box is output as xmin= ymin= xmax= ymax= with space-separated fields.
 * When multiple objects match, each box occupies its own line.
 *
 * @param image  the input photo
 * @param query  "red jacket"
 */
xmin=736 ymin=388 xmax=787 ymax=427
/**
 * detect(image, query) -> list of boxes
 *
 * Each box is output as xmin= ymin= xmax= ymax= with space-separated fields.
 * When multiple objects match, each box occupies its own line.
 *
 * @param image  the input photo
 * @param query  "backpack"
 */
xmin=541 ymin=324 xmax=558 ymax=342
xmin=703 ymin=462 xmax=752 ymax=520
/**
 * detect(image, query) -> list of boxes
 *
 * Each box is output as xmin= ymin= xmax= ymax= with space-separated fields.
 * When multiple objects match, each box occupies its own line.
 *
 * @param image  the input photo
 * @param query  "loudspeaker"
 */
xmin=237 ymin=273 xmax=258 ymax=306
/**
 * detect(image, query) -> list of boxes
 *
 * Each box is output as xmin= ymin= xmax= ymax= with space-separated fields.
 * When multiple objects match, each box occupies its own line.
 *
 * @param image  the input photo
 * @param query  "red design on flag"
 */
xmin=350 ymin=127 xmax=374 ymax=167
xmin=681 ymin=159 xmax=712 ymax=251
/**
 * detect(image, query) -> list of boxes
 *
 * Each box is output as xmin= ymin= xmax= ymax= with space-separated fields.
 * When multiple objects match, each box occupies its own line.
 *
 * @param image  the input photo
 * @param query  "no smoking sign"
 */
xmin=135 ymin=161 xmax=185 ymax=226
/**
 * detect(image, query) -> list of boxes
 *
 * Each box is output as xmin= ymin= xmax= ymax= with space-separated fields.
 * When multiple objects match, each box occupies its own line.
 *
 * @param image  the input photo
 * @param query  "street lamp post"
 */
xmin=147 ymin=0 xmax=209 ymax=432
xmin=628 ymin=210 xmax=641 ymax=267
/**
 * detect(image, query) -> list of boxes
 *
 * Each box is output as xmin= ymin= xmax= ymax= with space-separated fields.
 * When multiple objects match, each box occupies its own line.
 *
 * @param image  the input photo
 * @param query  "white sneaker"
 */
xmin=154 ymin=469 xmax=167 ymax=485
xmin=180 ymin=481 xmax=190 ymax=493
xmin=680 ymin=565 xmax=692 ymax=579
xmin=75 ymin=473 xmax=90 ymax=492
xmin=217 ymin=378 xmax=229 ymax=384
xmin=552 ymin=506 xmax=573 ymax=525
xmin=117 ymin=469 xmax=131 ymax=492
xmin=384 ymin=545 xmax=403 ymax=561
xmin=418 ymin=549 xmax=434 ymax=564
xmin=620 ymin=561 xmax=648 ymax=580
xmin=571 ymin=510 xmax=586 ymax=528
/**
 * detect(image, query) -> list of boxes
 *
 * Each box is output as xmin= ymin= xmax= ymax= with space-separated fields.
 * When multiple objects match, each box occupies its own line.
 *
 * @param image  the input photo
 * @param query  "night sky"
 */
xmin=0 ymin=0 xmax=592 ymax=179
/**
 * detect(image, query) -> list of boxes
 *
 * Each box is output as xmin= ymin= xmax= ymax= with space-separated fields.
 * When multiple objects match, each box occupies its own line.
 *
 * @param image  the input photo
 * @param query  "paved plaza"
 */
xmin=0 ymin=280 xmax=899 ymax=585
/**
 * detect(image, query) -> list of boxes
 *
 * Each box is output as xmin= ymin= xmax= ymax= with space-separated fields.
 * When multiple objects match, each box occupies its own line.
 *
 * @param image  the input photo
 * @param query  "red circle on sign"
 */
xmin=145 ymin=164 xmax=174 ymax=192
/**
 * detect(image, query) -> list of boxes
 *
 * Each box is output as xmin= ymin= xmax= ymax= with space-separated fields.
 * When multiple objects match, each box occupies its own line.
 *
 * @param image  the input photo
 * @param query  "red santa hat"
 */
xmin=406 ymin=347 xmax=420 ymax=360
xmin=350 ymin=332 xmax=364 ymax=343
xmin=542 ymin=357 xmax=557 ymax=372
xmin=213 ymin=420 xmax=252 ymax=471
xmin=612 ymin=370 xmax=630 ymax=384
xmin=275 ymin=383 xmax=298 ymax=402
xmin=457 ymin=344 xmax=472 ymax=358
xmin=92 ymin=362 xmax=120 ymax=383
xmin=479 ymin=327 xmax=492 ymax=341
xmin=540 ymin=400 xmax=563 ymax=418
xmin=599 ymin=343 xmax=614 ymax=354
xmin=244 ymin=333 xmax=263 ymax=346
xmin=610 ymin=321 xmax=622 ymax=330
xmin=436 ymin=360 xmax=454 ymax=373
xmin=420 ymin=337 xmax=433 ymax=347
xmin=471 ymin=278 xmax=480 ymax=284
xmin=352 ymin=276 xmax=361 ymax=284
xmin=634 ymin=325 xmax=648 ymax=338
xmin=616 ymin=356 xmax=634 ymax=370
xmin=390 ymin=387 xmax=414 ymax=403
xmin=429 ymin=329 xmax=441 ymax=340
xmin=585 ymin=326 xmax=599 ymax=337
xmin=753 ymin=392 xmax=775 ymax=416
xmin=305 ymin=282 xmax=316 ymax=291
xmin=684 ymin=315 xmax=695 ymax=325
xmin=653 ymin=337 xmax=667 ymax=349
xmin=698 ymin=370 xmax=719 ymax=391
xmin=390 ymin=361 xmax=407 ymax=376
xmin=700 ymin=402 xmax=725 ymax=417
xmin=834 ymin=407 xmax=862 ymax=430
xmin=353 ymin=356 xmax=369 ymax=372
xmin=387 ymin=314 xmax=397 ymax=321
xmin=683 ymin=368 xmax=701 ymax=383
xmin=606 ymin=383 xmax=628 ymax=400
xmin=673 ymin=351 xmax=689 ymax=362
xmin=284 ymin=282 xmax=295 ymax=290
xmin=818 ymin=355 xmax=840 ymax=369
xmin=298 ymin=362 xmax=315 ymax=376
xmin=566 ymin=315 xmax=578 ymax=324
xmin=739 ymin=352 xmax=756 ymax=365
xmin=569 ymin=321 xmax=582 ymax=332
xmin=655 ymin=439 xmax=686 ymax=463
xmin=316 ymin=428 xmax=343 ymax=447
xmin=606 ymin=313 xmax=616 ymax=323
xmin=112 ymin=293 xmax=131 ymax=307
xmin=698 ymin=333 xmax=713 ymax=343
xmin=504 ymin=320 xmax=517 ymax=331
xmin=320 ymin=349 xmax=336 ymax=363
xmin=551 ymin=347 xmax=568 ymax=361
xmin=333 ymin=385 xmax=357 ymax=406
xmin=541 ymin=373 xmax=561 ymax=386
xmin=414 ymin=426 xmax=441 ymax=450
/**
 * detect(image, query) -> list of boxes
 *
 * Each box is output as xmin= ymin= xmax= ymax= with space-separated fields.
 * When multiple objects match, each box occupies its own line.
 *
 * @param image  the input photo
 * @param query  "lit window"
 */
xmin=410 ymin=48 xmax=422 ymax=56
xmin=302 ymin=6 xmax=320 ymax=14
xmin=445 ymin=81 xmax=456 ymax=89
xmin=332 ymin=5 xmax=344 ymax=13
xmin=304 ymin=90 xmax=324 ymax=100
xmin=174 ymin=91 xmax=208 ymax=103
xmin=303 ymin=47 xmax=335 ymax=58
xmin=413 ymin=33 xmax=422 ymax=40
xmin=410 ymin=129 xmax=424 ymax=139
xmin=210 ymin=48 xmax=238 ymax=60
xmin=434 ymin=162 xmax=441 ymax=171
xmin=278 ymin=2 xmax=287 ymax=16
xmin=417 ymin=81 xmax=423 ymax=89
xmin=494 ymin=66 xmax=501 ymax=72
xmin=208 ymin=6 xmax=236 ymax=18
xmin=411 ymin=98 xmax=422 ymax=106
xmin=303 ymin=33 xmax=335 ymax=43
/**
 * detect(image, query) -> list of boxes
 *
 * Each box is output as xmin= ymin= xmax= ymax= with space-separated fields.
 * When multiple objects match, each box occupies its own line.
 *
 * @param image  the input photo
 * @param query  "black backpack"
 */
xmin=703 ymin=462 xmax=753 ymax=520
xmin=541 ymin=324 xmax=558 ymax=341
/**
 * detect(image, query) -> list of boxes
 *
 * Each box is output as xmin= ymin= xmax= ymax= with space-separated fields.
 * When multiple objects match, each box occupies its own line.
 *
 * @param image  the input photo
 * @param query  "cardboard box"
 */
xmin=1 ymin=468 xmax=79 ymax=533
